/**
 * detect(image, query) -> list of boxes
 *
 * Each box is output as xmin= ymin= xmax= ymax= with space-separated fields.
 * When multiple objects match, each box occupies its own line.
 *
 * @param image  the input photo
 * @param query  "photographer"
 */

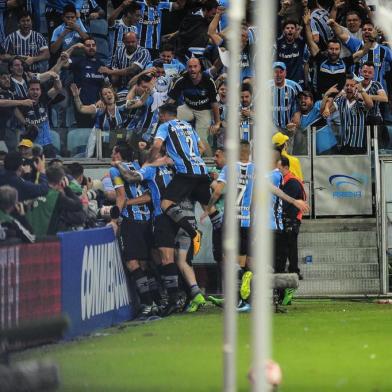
xmin=0 ymin=151 xmax=48 ymax=202
xmin=26 ymin=165 xmax=86 ymax=236
xmin=0 ymin=185 xmax=36 ymax=243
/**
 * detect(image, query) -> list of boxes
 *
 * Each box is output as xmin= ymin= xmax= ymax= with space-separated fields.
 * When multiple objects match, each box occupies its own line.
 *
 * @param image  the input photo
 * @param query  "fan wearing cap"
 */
xmin=270 ymin=61 xmax=302 ymax=134
xmin=272 ymin=132 xmax=303 ymax=181
xmin=17 ymin=139 xmax=35 ymax=182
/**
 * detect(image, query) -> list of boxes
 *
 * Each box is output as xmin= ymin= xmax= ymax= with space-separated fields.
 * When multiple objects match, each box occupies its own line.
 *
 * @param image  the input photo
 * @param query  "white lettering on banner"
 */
xmin=0 ymin=246 xmax=20 ymax=329
xmin=81 ymin=242 xmax=129 ymax=321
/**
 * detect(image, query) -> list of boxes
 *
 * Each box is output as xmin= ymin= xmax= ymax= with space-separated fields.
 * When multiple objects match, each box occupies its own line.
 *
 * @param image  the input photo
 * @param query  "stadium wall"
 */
xmin=0 ymin=227 xmax=134 ymax=340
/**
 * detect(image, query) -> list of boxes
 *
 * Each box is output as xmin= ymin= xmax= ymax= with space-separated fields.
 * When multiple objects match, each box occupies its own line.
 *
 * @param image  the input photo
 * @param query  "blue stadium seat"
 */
xmin=89 ymin=19 xmax=108 ymax=36
xmin=50 ymin=130 xmax=61 ymax=151
xmin=67 ymin=128 xmax=92 ymax=156
xmin=94 ymin=37 xmax=110 ymax=64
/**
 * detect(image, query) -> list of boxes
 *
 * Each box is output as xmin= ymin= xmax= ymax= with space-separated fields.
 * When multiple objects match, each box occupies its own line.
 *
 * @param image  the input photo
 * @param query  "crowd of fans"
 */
xmin=0 ymin=0 xmax=389 ymax=158
xmin=0 ymin=0 xmax=391 ymax=316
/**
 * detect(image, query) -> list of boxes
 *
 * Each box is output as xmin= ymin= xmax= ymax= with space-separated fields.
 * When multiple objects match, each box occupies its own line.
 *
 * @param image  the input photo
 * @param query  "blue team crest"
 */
xmin=329 ymin=173 xmax=368 ymax=199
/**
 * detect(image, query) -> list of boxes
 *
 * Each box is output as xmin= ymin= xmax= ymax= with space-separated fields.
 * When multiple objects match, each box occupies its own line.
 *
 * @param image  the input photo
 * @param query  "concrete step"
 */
xmin=298 ymin=247 xmax=378 ymax=264
xmin=299 ymin=230 xmax=377 ymax=248
xmin=301 ymin=218 xmax=376 ymax=233
xmin=297 ymin=279 xmax=381 ymax=295
xmin=300 ymin=263 xmax=380 ymax=280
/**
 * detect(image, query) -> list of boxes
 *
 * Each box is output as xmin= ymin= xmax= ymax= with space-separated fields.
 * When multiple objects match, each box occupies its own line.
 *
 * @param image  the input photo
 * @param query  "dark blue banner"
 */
xmin=58 ymin=227 xmax=133 ymax=338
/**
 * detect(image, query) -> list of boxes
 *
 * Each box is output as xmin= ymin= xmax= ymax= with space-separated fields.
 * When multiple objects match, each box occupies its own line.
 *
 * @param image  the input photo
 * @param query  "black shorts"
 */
xmin=239 ymin=226 xmax=250 ymax=256
xmin=120 ymin=219 xmax=152 ymax=261
xmin=153 ymin=214 xmax=179 ymax=249
xmin=163 ymin=173 xmax=211 ymax=205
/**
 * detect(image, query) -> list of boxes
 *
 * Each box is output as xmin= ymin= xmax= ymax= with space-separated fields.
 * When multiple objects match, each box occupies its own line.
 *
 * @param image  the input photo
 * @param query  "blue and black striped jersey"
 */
xmin=310 ymin=8 xmax=333 ymax=50
xmin=136 ymin=0 xmax=172 ymax=50
xmin=0 ymin=0 xmax=7 ymax=42
xmin=110 ymin=161 xmax=151 ymax=221
xmin=138 ymin=165 xmax=173 ymax=218
xmin=218 ymin=162 xmax=255 ymax=228
xmin=270 ymin=79 xmax=302 ymax=129
xmin=269 ymin=169 xmax=283 ymax=231
xmin=155 ymin=119 xmax=208 ymax=175
xmin=363 ymin=80 xmax=385 ymax=120
xmin=10 ymin=77 xmax=29 ymax=99
xmin=334 ymin=96 xmax=368 ymax=148
xmin=109 ymin=19 xmax=138 ymax=59
xmin=3 ymin=30 xmax=48 ymax=72
xmin=344 ymin=37 xmax=392 ymax=92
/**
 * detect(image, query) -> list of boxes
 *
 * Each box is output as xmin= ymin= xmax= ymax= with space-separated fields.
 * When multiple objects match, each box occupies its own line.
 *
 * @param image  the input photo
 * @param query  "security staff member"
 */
xmin=279 ymin=155 xmax=306 ymax=280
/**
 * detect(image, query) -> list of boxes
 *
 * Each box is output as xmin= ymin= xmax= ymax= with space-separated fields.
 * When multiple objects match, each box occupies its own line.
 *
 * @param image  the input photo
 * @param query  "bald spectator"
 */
xmin=108 ymin=1 xmax=140 ymax=59
xmin=167 ymin=57 xmax=220 ymax=156
xmin=100 ymin=32 xmax=151 ymax=91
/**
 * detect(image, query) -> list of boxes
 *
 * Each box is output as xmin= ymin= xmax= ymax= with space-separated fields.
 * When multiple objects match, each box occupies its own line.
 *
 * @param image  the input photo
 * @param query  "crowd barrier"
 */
xmin=0 ymin=227 xmax=134 ymax=340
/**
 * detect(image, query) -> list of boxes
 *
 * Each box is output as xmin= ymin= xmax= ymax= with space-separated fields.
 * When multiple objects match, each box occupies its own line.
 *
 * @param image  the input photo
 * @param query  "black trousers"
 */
xmin=282 ymin=228 xmax=300 ymax=275
xmin=273 ymin=230 xmax=287 ymax=274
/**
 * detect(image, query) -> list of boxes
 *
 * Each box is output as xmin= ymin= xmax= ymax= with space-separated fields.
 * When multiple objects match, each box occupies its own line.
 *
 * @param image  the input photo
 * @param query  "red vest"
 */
xmin=283 ymin=171 xmax=306 ymax=221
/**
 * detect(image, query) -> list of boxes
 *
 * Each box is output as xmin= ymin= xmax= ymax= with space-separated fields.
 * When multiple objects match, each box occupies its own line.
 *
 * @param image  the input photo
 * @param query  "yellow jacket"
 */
xmin=282 ymin=150 xmax=303 ymax=181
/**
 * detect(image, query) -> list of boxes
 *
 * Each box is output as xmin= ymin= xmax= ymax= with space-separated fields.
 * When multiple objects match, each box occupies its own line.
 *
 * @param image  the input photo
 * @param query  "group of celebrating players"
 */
xmin=108 ymin=103 xmax=309 ymax=319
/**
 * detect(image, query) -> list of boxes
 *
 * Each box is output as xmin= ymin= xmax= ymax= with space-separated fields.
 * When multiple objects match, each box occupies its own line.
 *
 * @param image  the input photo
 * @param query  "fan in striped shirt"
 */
xmin=8 ymin=56 xmax=63 ymax=100
xmin=2 ymin=11 xmax=50 ymax=73
xmin=325 ymin=75 xmax=374 ymax=154
xmin=309 ymin=4 xmax=333 ymax=51
xmin=108 ymin=2 xmax=140 ymax=59
xmin=331 ymin=20 xmax=392 ymax=93
xmin=359 ymin=62 xmax=389 ymax=125
xmin=136 ymin=0 xmax=186 ymax=58
xmin=270 ymin=62 xmax=302 ymax=132
xmin=101 ymin=32 xmax=151 ymax=90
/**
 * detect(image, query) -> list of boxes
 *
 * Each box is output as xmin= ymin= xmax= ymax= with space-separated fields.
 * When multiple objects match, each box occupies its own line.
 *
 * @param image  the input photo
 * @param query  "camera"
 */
xmin=32 ymin=144 xmax=44 ymax=164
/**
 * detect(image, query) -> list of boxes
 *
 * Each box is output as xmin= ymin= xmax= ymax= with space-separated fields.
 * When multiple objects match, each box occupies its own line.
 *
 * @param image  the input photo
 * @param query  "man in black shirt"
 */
xmin=279 ymin=155 xmax=306 ymax=304
xmin=167 ymin=57 xmax=220 ymax=156
xmin=303 ymin=9 xmax=368 ymax=100
xmin=63 ymin=39 xmax=106 ymax=127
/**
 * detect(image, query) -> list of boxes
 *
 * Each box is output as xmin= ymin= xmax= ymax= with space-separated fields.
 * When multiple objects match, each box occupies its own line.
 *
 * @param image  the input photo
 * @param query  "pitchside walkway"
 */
xmin=297 ymin=218 xmax=380 ymax=296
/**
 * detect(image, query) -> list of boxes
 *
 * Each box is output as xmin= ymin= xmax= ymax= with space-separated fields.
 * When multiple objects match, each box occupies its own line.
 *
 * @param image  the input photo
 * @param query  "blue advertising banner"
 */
xmin=58 ymin=227 xmax=133 ymax=338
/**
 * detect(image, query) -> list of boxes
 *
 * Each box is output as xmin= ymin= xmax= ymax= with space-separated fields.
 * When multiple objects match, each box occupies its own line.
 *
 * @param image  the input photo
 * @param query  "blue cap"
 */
xmin=272 ymin=61 xmax=286 ymax=70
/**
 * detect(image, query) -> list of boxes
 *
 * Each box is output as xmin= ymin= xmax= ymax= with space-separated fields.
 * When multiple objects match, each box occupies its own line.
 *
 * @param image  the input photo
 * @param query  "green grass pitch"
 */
xmin=15 ymin=300 xmax=392 ymax=391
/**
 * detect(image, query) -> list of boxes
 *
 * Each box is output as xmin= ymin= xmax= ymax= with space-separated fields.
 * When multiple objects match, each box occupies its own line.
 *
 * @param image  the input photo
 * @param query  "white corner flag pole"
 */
xmin=251 ymin=0 xmax=275 ymax=390
xmin=223 ymin=0 xmax=245 ymax=391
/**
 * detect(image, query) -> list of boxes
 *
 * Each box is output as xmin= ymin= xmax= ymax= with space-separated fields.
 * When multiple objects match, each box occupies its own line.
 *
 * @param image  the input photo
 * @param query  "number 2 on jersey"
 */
xmin=185 ymin=135 xmax=196 ymax=157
